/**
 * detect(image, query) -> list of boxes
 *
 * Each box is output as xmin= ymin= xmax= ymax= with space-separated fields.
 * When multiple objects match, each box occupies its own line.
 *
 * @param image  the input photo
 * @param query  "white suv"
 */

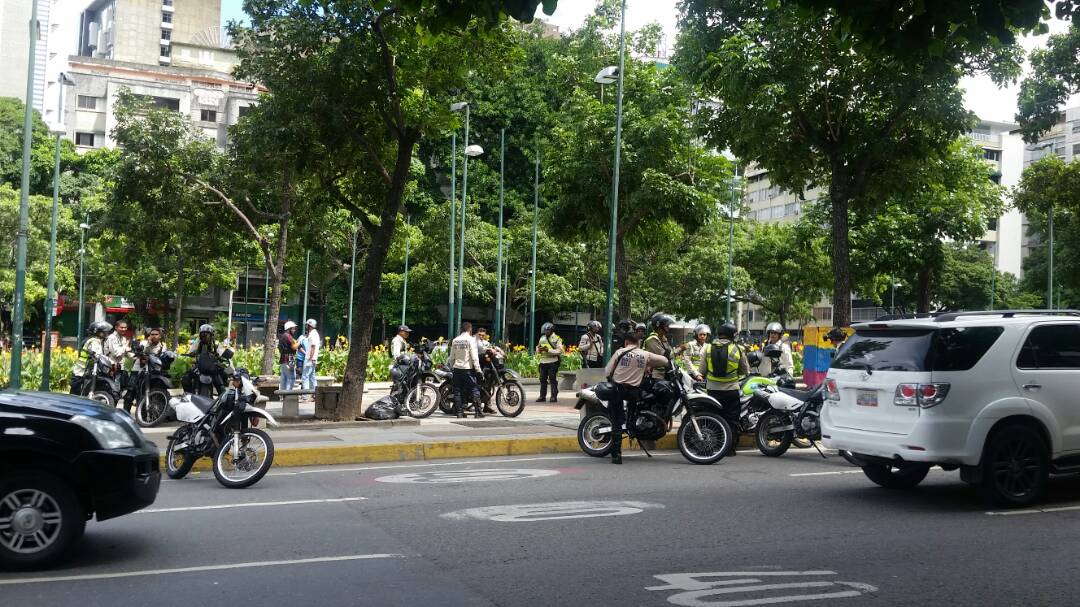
xmin=821 ymin=311 xmax=1080 ymax=507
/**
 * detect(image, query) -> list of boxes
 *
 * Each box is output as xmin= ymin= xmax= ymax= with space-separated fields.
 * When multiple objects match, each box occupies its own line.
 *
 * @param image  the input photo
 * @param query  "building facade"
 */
xmin=1 ymin=0 xmax=57 ymax=111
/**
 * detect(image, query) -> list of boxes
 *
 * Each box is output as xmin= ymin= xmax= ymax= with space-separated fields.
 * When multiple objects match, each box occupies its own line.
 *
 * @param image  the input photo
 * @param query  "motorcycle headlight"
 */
xmin=71 ymin=415 xmax=135 ymax=449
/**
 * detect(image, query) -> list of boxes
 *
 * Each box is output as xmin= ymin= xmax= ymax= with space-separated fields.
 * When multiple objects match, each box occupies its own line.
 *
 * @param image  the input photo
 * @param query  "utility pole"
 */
xmin=348 ymin=226 xmax=357 ymax=338
xmin=77 ymin=214 xmax=89 ymax=348
xmin=529 ymin=137 xmax=540 ymax=353
xmin=401 ymin=215 xmax=410 ymax=326
xmin=495 ymin=128 xmax=505 ymax=342
xmin=448 ymin=133 xmax=457 ymax=339
xmin=42 ymin=74 xmax=70 ymax=390
xmin=456 ymin=104 xmax=471 ymax=329
xmin=725 ymin=168 xmax=738 ymax=320
xmin=602 ymin=0 xmax=628 ymax=364
xmin=302 ymin=250 xmax=310 ymax=323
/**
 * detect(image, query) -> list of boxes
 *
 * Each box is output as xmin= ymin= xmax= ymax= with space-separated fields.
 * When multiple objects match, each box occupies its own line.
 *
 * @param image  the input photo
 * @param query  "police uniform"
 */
xmin=449 ymin=330 xmax=482 ymax=416
xmin=643 ymin=332 xmax=673 ymax=379
xmin=578 ymin=331 xmax=604 ymax=368
xmin=71 ymin=336 xmax=109 ymax=396
xmin=680 ymin=340 xmax=708 ymax=378
xmin=698 ymin=338 xmax=750 ymax=453
xmin=537 ymin=333 xmax=564 ymax=401
xmin=758 ymin=340 xmax=794 ymax=376
xmin=605 ymin=344 xmax=669 ymax=461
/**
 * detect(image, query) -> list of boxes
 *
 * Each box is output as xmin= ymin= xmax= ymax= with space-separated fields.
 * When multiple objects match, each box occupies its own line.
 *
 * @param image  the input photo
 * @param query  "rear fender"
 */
xmin=966 ymin=397 xmax=1055 ymax=462
xmin=245 ymin=405 xmax=280 ymax=427
xmin=685 ymin=393 xmax=723 ymax=416
xmin=95 ymin=375 xmax=121 ymax=393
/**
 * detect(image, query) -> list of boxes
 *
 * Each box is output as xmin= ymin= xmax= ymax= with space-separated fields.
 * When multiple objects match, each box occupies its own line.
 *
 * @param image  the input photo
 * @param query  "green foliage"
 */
xmin=0 ymin=346 xmax=79 ymax=391
xmin=1014 ymin=155 xmax=1080 ymax=306
xmin=1017 ymin=20 xmax=1080 ymax=142
xmin=735 ymin=220 xmax=831 ymax=327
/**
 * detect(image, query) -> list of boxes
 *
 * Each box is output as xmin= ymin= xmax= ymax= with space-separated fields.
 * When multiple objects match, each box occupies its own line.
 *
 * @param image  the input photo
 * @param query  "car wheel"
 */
xmin=0 ymin=472 xmax=86 ymax=570
xmin=981 ymin=424 xmax=1049 ymax=508
xmin=862 ymin=463 xmax=931 ymax=489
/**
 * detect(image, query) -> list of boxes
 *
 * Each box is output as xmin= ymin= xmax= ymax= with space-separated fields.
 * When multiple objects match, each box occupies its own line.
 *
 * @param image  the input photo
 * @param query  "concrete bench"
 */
xmin=275 ymin=388 xmax=316 ymax=417
xmin=559 ymin=368 xmax=608 ymax=391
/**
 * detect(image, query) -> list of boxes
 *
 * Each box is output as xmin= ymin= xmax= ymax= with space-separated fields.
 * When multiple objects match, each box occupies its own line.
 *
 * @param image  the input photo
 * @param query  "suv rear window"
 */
xmin=832 ymin=327 xmax=1003 ymax=372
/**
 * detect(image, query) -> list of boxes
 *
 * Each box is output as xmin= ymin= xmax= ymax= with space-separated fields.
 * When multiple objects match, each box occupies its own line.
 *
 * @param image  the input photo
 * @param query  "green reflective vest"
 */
xmin=706 ymin=340 xmax=743 ymax=383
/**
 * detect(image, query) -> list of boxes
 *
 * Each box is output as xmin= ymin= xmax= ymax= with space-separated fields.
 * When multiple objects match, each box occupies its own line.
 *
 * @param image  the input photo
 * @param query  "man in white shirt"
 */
xmin=302 ymin=319 xmax=321 ymax=391
xmin=449 ymin=321 xmax=482 ymax=418
xmin=391 ymin=325 xmax=412 ymax=359
xmin=578 ymin=320 xmax=604 ymax=368
xmin=758 ymin=322 xmax=794 ymax=377
xmin=105 ymin=319 xmax=135 ymax=410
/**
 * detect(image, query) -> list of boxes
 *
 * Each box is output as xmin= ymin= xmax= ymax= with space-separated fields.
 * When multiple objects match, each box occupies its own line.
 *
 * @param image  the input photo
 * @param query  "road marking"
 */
xmin=442 ymin=500 xmax=664 ymax=522
xmin=0 ymin=554 xmax=406 ymax=586
xmin=264 ymin=453 xmax=677 ymax=477
xmin=376 ymin=468 xmax=561 ymax=484
xmin=646 ymin=571 xmax=877 ymax=606
xmin=137 ymin=497 xmax=367 ymax=514
xmin=986 ymin=504 xmax=1080 ymax=516
xmin=788 ymin=471 xmax=861 ymax=477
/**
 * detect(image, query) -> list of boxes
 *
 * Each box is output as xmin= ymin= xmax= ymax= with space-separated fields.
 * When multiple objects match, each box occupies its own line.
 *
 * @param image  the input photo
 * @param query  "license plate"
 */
xmin=856 ymin=390 xmax=878 ymax=407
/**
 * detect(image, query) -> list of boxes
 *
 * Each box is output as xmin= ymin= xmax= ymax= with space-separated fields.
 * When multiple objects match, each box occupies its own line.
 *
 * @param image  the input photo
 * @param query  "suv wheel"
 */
xmin=862 ymin=463 xmax=931 ymax=489
xmin=0 ymin=472 xmax=86 ymax=569
xmin=981 ymin=424 xmax=1049 ymax=508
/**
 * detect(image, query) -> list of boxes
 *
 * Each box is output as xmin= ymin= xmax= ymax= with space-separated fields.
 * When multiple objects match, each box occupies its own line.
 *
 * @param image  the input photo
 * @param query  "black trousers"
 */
xmin=583 ymin=358 xmax=604 ymax=369
xmin=538 ymin=361 xmax=560 ymax=399
xmin=452 ymin=369 xmax=481 ymax=415
xmin=609 ymin=384 xmax=641 ymax=457
xmin=708 ymin=388 xmax=742 ymax=454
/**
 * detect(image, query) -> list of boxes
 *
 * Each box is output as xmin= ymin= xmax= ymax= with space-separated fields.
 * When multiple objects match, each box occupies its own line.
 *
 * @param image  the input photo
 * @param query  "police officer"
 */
xmin=391 ymin=325 xmax=412 ymax=359
xmin=643 ymin=314 xmax=675 ymax=380
xmin=634 ymin=323 xmax=646 ymax=343
xmin=578 ymin=320 xmax=604 ymax=368
xmin=605 ymin=332 xmax=669 ymax=464
xmin=183 ymin=324 xmax=226 ymax=395
xmin=698 ymin=321 xmax=748 ymax=456
xmin=71 ymin=321 xmax=113 ymax=396
xmin=614 ymin=319 xmax=633 ymax=348
xmin=449 ymin=321 xmax=483 ymax=418
xmin=758 ymin=322 xmax=794 ymax=376
xmin=679 ymin=324 xmax=710 ymax=382
xmin=105 ymin=319 xmax=135 ymax=408
xmin=536 ymin=322 xmax=564 ymax=402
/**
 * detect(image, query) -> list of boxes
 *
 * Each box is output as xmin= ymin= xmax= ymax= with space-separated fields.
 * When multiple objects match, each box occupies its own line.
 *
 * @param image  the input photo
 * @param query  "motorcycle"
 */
xmin=73 ymin=356 xmax=124 ymax=408
xmin=131 ymin=345 xmax=177 ymax=427
xmin=165 ymin=370 xmax=278 ymax=488
xmin=435 ymin=364 xmax=456 ymax=414
xmin=478 ymin=347 xmax=526 ymax=417
xmin=389 ymin=342 xmax=440 ymax=418
xmin=753 ymin=382 xmax=826 ymax=457
xmin=186 ymin=345 xmax=234 ymax=398
xmin=575 ymin=359 xmax=734 ymax=465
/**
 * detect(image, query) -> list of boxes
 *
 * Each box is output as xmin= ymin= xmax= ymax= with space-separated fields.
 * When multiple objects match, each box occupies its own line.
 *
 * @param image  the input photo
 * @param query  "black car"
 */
xmin=0 ymin=391 xmax=161 ymax=569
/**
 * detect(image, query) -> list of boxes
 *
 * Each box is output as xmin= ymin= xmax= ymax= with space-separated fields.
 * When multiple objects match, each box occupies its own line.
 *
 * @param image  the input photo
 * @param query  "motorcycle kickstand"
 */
xmin=811 ymin=440 xmax=827 ymax=459
xmin=637 ymin=438 xmax=653 ymax=458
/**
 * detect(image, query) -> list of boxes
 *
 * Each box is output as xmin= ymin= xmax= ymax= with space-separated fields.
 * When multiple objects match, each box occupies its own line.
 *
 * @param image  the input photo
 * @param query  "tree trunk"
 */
xmin=916 ymin=265 xmax=932 ymax=314
xmin=259 ymin=210 xmax=289 ymax=375
xmin=828 ymin=181 xmax=852 ymax=328
xmin=615 ymin=235 xmax=630 ymax=320
xmin=337 ymin=135 xmax=418 ymax=420
xmin=171 ymin=265 xmax=185 ymax=350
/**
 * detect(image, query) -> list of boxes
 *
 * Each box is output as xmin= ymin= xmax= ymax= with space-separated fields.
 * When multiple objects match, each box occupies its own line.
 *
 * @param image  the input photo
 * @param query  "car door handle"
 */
xmin=1023 ymin=383 xmax=1042 ymax=391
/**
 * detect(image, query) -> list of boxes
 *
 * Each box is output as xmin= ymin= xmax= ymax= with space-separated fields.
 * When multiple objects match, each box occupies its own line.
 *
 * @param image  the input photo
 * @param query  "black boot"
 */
xmin=611 ymin=452 xmax=622 ymax=465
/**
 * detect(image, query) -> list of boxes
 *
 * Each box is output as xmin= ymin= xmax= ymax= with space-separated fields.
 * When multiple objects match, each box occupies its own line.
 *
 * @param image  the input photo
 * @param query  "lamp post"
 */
xmin=890 ymin=280 xmax=901 ymax=314
xmin=9 ymin=0 xmax=41 ymax=388
xmin=725 ymin=169 xmax=740 ymax=320
xmin=1048 ymin=205 xmax=1055 ymax=310
xmin=598 ymin=0 xmax=627 ymax=364
xmin=448 ymin=132 xmax=457 ymax=339
xmin=41 ymin=72 xmax=74 ymax=390
xmin=348 ymin=226 xmax=357 ymax=338
xmin=76 ymin=216 xmax=90 ymax=348
xmin=451 ymin=102 xmax=482 ymax=329
xmin=401 ymin=214 xmax=410 ymax=326
xmin=302 ymin=250 xmax=310 ymax=323
xmin=529 ymin=137 xmax=540 ymax=353
xmin=495 ymin=128 xmax=505 ymax=342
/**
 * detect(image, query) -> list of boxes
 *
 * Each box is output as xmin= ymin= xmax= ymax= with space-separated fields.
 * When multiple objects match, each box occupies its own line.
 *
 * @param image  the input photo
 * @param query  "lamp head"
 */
xmin=594 ymin=66 xmax=618 ymax=84
xmin=464 ymin=144 xmax=484 ymax=157
xmin=450 ymin=101 xmax=469 ymax=112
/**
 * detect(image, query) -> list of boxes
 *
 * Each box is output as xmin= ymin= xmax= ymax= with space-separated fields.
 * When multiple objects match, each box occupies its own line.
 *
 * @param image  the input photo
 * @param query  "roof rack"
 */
xmin=872 ymin=313 xmax=936 ymax=321
xmin=932 ymin=310 xmax=1080 ymax=323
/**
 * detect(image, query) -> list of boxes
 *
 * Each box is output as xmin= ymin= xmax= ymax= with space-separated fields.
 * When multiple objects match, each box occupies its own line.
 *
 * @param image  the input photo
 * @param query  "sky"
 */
xmin=219 ymin=0 xmax=1073 ymax=124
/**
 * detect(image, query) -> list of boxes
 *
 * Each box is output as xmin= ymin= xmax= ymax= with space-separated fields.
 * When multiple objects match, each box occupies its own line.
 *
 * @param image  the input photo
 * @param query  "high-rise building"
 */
xmin=1 ymin=0 xmax=53 ymax=111
xmin=77 ymin=0 xmax=220 ymax=66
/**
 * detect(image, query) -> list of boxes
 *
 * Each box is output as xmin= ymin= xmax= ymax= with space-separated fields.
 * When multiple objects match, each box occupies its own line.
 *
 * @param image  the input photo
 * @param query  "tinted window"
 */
xmin=1017 ymin=324 xmax=1080 ymax=369
xmin=928 ymin=327 xmax=1004 ymax=371
xmin=831 ymin=330 xmax=933 ymax=372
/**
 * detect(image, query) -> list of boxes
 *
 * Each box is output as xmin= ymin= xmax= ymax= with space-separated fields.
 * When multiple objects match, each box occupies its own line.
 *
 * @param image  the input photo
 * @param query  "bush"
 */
xmin=0 ymin=347 xmax=80 ymax=392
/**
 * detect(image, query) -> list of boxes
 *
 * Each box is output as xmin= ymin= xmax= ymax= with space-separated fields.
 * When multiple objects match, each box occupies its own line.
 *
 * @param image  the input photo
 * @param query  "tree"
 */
xmin=1013 ymin=155 xmax=1080 ymax=307
xmin=734 ymin=221 xmax=831 ymax=328
xmin=1017 ymin=23 xmax=1080 ymax=141
xmin=933 ymin=243 xmax=1041 ymax=311
xmin=677 ymin=0 xmax=1020 ymax=326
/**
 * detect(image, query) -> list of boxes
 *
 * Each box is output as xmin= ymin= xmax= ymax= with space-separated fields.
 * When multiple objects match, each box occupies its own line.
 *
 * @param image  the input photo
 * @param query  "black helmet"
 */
xmin=541 ymin=322 xmax=555 ymax=334
xmin=587 ymin=320 xmax=602 ymax=332
xmin=763 ymin=343 xmax=782 ymax=359
xmin=654 ymin=314 xmax=674 ymax=331
xmin=617 ymin=319 xmax=632 ymax=331
xmin=825 ymin=327 xmax=847 ymax=343
xmin=716 ymin=322 xmax=736 ymax=338
xmin=231 ymin=367 xmax=251 ymax=382
xmin=634 ymin=323 xmax=647 ymax=333
xmin=747 ymin=350 xmax=762 ymax=368
xmin=89 ymin=321 xmax=112 ymax=335
xmin=198 ymin=323 xmax=214 ymax=335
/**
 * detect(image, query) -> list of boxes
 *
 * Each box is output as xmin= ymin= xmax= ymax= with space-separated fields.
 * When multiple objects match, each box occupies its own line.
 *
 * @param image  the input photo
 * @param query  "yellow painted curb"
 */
xmin=161 ymin=432 xmax=755 ymax=472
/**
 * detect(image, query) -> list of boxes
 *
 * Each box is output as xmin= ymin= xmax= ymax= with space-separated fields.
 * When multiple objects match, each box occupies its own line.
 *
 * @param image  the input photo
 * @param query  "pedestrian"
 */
xmin=679 ymin=324 xmax=710 ymax=382
xmin=391 ymin=325 xmax=412 ymax=359
xmin=301 ymin=319 xmax=320 ymax=392
xmin=449 ymin=321 xmax=482 ymax=418
xmin=535 ymin=322 xmax=564 ymax=403
xmin=643 ymin=314 xmax=675 ymax=380
xmin=578 ymin=320 xmax=604 ymax=368
xmin=605 ymin=332 xmax=669 ymax=465
xmin=698 ymin=321 xmax=748 ymax=456
xmin=278 ymin=321 xmax=299 ymax=391
xmin=758 ymin=322 xmax=794 ymax=376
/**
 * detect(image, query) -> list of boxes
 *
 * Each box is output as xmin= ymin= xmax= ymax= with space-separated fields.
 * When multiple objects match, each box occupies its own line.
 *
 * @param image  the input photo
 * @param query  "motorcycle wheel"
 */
xmin=165 ymin=428 xmax=196 ymax=480
xmin=136 ymin=389 xmax=171 ymax=427
xmin=87 ymin=390 xmax=116 ymax=409
xmin=438 ymin=382 xmax=455 ymax=414
xmin=496 ymin=381 xmax=526 ymax=417
xmin=756 ymin=411 xmax=794 ymax=457
xmin=577 ymin=413 xmax=614 ymax=457
xmin=213 ymin=428 xmax=275 ymax=489
xmin=677 ymin=413 xmax=732 ymax=465
xmin=403 ymin=383 xmax=439 ymax=419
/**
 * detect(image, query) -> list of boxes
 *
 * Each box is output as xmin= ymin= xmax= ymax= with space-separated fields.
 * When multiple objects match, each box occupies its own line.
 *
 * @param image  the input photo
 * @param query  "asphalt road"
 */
xmin=4 ymin=447 xmax=1080 ymax=606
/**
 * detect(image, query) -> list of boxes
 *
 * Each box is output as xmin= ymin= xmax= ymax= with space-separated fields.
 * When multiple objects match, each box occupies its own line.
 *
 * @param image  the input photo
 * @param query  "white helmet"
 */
xmin=305 ymin=319 xmax=317 ymax=328
xmin=283 ymin=321 xmax=297 ymax=331
xmin=766 ymin=322 xmax=783 ymax=334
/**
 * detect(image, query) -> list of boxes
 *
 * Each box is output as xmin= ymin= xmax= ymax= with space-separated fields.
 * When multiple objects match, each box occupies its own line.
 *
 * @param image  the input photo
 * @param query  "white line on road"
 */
xmin=136 ymin=497 xmax=368 ymax=513
xmin=0 ymin=554 xmax=406 ymax=586
xmin=986 ymin=504 xmax=1080 ymax=516
xmin=788 ymin=470 xmax=862 ymax=477
xmin=265 ymin=452 xmax=678 ymax=476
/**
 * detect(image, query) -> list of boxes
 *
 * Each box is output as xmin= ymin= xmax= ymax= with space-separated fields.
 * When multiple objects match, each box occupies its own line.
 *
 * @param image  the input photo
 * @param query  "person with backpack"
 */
xmin=698 ymin=321 xmax=749 ymax=456
xmin=278 ymin=321 xmax=299 ymax=391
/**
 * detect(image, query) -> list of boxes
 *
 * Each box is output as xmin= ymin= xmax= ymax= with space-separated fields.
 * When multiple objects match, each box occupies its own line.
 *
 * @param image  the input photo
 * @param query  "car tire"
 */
xmin=980 ymin=424 xmax=1049 ymax=508
xmin=0 ymin=472 xmax=86 ymax=570
xmin=862 ymin=463 xmax=931 ymax=489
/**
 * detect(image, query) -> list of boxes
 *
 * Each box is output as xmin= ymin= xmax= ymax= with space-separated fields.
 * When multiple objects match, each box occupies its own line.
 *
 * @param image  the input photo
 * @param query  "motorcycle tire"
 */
xmin=213 ymin=428 xmax=275 ymax=489
xmin=87 ymin=389 xmax=116 ymax=409
xmin=438 ymin=382 xmax=455 ymax=414
xmin=403 ymin=383 xmax=440 ymax=419
xmin=165 ymin=429 xmax=197 ymax=480
xmin=577 ymin=413 xmax=614 ymax=457
xmin=677 ymin=412 xmax=732 ymax=465
xmin=136 ymin=389 xmax=171 ymax=427
xmin=756 ymin=411 xmax=794 ymax=457
xmin=496 ymin=381 xmax=526 ymax=417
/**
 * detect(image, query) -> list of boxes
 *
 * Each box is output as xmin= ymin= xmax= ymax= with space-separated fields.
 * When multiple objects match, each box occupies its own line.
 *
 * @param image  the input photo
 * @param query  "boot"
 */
xmin=548 ymin=396 xmax=558 ymax=403
xmin=611 ymin=452 xmax=622 ymax=465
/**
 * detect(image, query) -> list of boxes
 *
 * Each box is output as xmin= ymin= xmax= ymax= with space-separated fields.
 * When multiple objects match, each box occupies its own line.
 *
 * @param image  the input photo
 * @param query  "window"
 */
xmin=982 ymin=149 xmax=1001 ymax=162
xmin=784 ymin=202 xmax=798 ymax=216
xmin=75 ymin=132 xmax=95 ymax=147
xmin=770 ymin=205 xmax=784 ymax=219
xmin=813 ymin=307 xmax=833 ymax=322
xmin=987 ymin=218 xmax=997 ymax=230
xmin=1073 ymin=143 xmax=1080 ymax=156
xmin=161 ymin=29 xmax=170 ymax=40
xmin=162 ymin=11 xmax=172 ymax=22
xmin=160 ymin=45 xmax=171 ymax=57
xmin=200 ymin=109 xmax=217 ymax=122
xmin=237 ymin=105 xmax=252 ymax=118
xmin=1073 ymin=121 xmax=1080 ymax=134
xmin=833 ymin=329 xmax=934 ymax=372
xmin=152 ymin=96 xmax=179 ymax=111
xmin=163 ymin=0 xmax=173 ymax=5
xmin=1017 ymin=324 xmax=1080 ymax=369
xmin=928 ymin=327 xmax=1004 ymax=371
xmin=76 ymin=95 xmax=98 ymax=110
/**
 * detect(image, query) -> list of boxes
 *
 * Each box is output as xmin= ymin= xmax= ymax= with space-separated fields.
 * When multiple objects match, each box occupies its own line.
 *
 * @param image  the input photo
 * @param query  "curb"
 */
xmin=163 ymin=433 xmax=757 ymax=472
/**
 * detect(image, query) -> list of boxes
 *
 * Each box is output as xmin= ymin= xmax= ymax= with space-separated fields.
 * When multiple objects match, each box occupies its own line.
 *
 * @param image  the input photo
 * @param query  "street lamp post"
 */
xmin=10 ymin=0 xmax=42 ymax=388
xmin=599 ymin=0 xmax=627 ymax=364
xmin=529 ymin=138 xmax=540 ymax=353
xmin=401 ymin=214 xmax=410 ymax=326
xmin=76 ymin=216 xmax=90 ymax=348
xmin=495 ymin=128 xmax=505 ymax=342
xmin=1048 ymin=205 xmax=1055 ymax=310
xmin=452 ymin=102 xmax=482 ymax=329
xmin=42 ymin=73 xmax=74 ymax=390
xmin=725 ymin=169 xmax=739 ymax=320
xmin=348 ymin=226 xmax=357 ymax=338
xmin=890 ymin=280 xmax=901 ymax=314
xmin=302 ymin=250 xmax=310 ymax=323
xmin=448 ymin=132 xmax=457 ymax=339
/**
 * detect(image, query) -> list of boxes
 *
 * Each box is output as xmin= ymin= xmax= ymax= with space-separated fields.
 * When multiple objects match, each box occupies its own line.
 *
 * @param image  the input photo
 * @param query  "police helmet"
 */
xmin=634 ymin=323 xmax=647 ymax=333
xmin=587 ymin=320 xmax=602 ymax=332
xmin=198 ymin=323 xmax=214 ymax=335
xmin=617 ymin=319 xmax=632 ymax=331
xmin=716 ymin=322 xmax=736 ymax=339
xmin=89 ymin=321 xmax=112 ymax=335
xmin=763 ymin=343 xmax=783 ymax=359
xmin=541 ymin=322 xmax=555 ymax=334
xmin=654 ymin=314 xmax=675 ymax=331
xmin=766 ymin=322 xmax=783 ymax=335
xmin=695 ymin=324 xmax=711 ymax=337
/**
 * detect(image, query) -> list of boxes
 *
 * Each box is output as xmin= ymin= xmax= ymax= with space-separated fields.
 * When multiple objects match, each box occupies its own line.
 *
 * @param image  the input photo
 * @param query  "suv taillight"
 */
xmin=895 ymin=383 xmax=950 ymax=408
xmin=825 ymin=378 xmax=840 ymax=401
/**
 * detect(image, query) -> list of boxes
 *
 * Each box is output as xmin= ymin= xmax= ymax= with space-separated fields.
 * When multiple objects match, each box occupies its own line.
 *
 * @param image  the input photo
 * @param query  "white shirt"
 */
xmin=104 ymin=332 xmax=133 ymax=366
xmin=305 ymin=329 xmax=321 ymax=364
xmin=73 ymin=337 xmax=107 ymax=376
xmin=133 ymin=339 xmax=165 ymax=372
xmin=578 ymin=332 xmax=604 ymax=361
xmin=449 ymin=331 xmax=480 ymax=371
xmin=391 ymin=334 xmax=409 ymax=358
xmin=758 ymin=340 xmax=794 ymax=376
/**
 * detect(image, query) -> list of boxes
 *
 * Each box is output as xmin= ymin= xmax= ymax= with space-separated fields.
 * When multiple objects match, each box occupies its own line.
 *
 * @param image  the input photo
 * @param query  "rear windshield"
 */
xmin=831 ymin=327 xmax=1003 ymax=372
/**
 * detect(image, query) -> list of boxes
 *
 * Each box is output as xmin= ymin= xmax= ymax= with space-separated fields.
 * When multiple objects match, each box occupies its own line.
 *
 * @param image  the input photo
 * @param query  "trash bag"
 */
xmin=363 ymin=395 xmax=400 ymax=420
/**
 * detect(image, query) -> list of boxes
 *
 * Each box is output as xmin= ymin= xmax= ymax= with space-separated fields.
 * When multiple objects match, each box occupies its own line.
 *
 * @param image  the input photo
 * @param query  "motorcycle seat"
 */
xmin=778 ymin=387 xmax=812 ymax=401
xmin=190 ymin=394 xmax=214 ymax=413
